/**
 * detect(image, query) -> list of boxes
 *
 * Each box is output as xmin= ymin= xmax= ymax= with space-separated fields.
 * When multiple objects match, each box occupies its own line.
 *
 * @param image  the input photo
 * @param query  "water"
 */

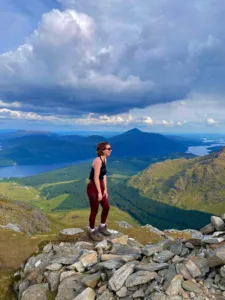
xmin=186 ymin=139 xmax=225 ymax=156
xmin=0 ymin=158 xmax=93 ymax=179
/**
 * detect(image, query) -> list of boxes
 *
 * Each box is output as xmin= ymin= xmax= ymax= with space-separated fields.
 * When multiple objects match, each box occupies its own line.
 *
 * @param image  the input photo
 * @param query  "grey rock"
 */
xmin=108 ymin=261 xmax=138 ymax=291
xmin=117 ymin=221 xmax=133 ymax=228
xmin=215 ymin=274 xmax=222 ymax=284
xmin=211 ymin=216 xmax=225 ymax=231
xmin=46 ymin=263 xmax=62 ymax=271
xmin=153 ymin=250 xmax=175 ymax=263
xmin=60 ymin=228 xmax=84 ymax=236
xmin=180 ymin=247 xmax=189 ymax=257
xmin=98 ymin=260 xmax=124 ymax=270
xmin=73 ymin=287 xmax=95 ymax=300
xmin=165 ymin=274 xmax=184 ymax=296
xmin=135 ymin=262 xmax=169 ymax=272
xmin=185 ymin=242 xmax=195 ymax=249
xmin=207 ymin=244 xmax=225 ymax=267
xmin=218 ymin=280 xmax=225 ymax=291
xmin=116 ymin=286 xmax=128 ymax=297
xmin=56 ymin=275 xmax=84 ymax=300
xmin=19 ymin=280 xmax=30 ymax=297
xmin=200 ymin=223 xmax=215 ymax=235
xmin=133 ymin=287 xmax=145 ymax=298
xmin=204 ymin=278 xmax=213 ymax=289
xmin=141 ymin=241 xmax=169 ymax=257
xmin=168 ymin=241 xmax=183 ymax=255
xmin=21 ymin=283 xmax=49 ymax=300
xmin=148 ymin=292 xmax=169 ymax=300
xmin=1 ymin=222 xmax=21 ymax=232
xmin=43 ymin=243 xmax=53 ymax=253
xmin=220 ymin=266 xmax=225 ymax=278
xmin=201 ymin=235 xmax=225 ymax=244
xmin=81 ymin=272 xmax=101 ymax=288
xmin=47 ymin=271 xmax=61 ymax=291
xmin=110 ymin=244 xmax=141 ymax=255
xmin=182 ymin=280 xmax=202 ymax=293
xmin=125 ymin=270 xmax=157 ymax=287
xmin=97 ymin=289 xmax=115 ymax=300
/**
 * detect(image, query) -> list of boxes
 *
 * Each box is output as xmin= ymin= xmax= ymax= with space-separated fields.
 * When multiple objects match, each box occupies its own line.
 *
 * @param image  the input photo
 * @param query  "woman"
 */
xmin=87 ymin=141 xmax=112 ymax=241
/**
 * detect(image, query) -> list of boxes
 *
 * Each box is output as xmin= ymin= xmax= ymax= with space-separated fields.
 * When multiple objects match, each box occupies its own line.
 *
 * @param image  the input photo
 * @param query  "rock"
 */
xmin=80 ymin=251 xmax=98 ymax=268
xmin=133 ymin=287 xmax=145 ymax=298
xmin=1 ymin=222 xmax=21 ymax=232
xmin=182 ymin=280 xmax=202 ymax=293
xmin=220 ymin=266 xmax=225 ymax=278
xmin=141 ymin=241 xmax=169 ymax=256
xmin=202 ymin=235 xmax=225 ymax=244
xmin=98 ymin=260 xmax=124 ymax=270
xmin=97 ymin=289 xmax=115 ymax=300
xmin=60 ymin=271 xmax=77 ymax=282
xmin=56 ymin=275 xmax=84 ymax=300
xmin=185 ymin=242 xmax=195 ymax=249
xmin=135 ymin=262 xmax=169 ymax=272
xmin=111 ymin=235 xmax=129 ymax=245
xmin=165 ymin=274 xmax=184 ymax=296
xmin=185 ymin=259 xmax=201 ymax=277
xmin=117 ymin=221 xmax=133 ymax=228
xmin=207 ymin=245 xmax=225 ymax=267
xmin=116 ymin=286 xmax=128 ymax=297
xmin=176 ymin=263 xmax=192 ymax=280
xmin=200 ymin=223 xmax=215 ymax=235
xmin=21 ymin=283 xmax=49 ymax=300
xmin=82 ymin=272 xmax=101 ymax=288
xmin=74 ymin=287 xmax=95 ymax=300
xmin=43 ymin=243 xmax=53 ymax=253
xmin=47 ymin=271 xmax=60 ymax=291
xmin=60 ymin=228 xmax=84 ymax=236
xmin=95 ymin=239 xmax=108 ymax=250
xmin=108 ymin=261 xmax=138 ymax=291
xmin=46 ymin=263 xmax=62 ymax=271
xmin=211 ymin=216 xmax=225 ymax=231
xmin=125 ymin=270 xmax=157 ymax=287
xmin=110 ymin=244 xmax=141 ymax=255
xmin=153 ymin=250 xmax=175 ymax=263
xmin=149 ymin=292 xmax=169 ymax=300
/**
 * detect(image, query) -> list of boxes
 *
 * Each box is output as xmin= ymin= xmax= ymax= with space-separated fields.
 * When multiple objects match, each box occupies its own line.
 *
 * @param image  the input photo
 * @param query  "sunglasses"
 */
xmin=105 ymin=147 xmax=112 ymax=151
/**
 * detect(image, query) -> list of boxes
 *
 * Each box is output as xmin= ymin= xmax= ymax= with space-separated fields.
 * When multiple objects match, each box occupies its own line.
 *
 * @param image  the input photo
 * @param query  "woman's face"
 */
xmin=104 ymin=144 xmax=112 ymax=156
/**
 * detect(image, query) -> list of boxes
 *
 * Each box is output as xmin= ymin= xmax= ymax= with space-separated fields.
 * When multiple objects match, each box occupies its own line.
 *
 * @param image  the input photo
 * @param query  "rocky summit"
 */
xmin=13 ymin=215 xmax=225 ymax=300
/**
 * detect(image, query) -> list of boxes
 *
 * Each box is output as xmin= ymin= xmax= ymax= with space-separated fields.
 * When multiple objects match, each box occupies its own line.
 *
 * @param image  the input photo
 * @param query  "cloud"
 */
xmin=207 ymin=118 xmax=218 ymax=125
xmin=0 ymin=0 xmax=225 ymax=122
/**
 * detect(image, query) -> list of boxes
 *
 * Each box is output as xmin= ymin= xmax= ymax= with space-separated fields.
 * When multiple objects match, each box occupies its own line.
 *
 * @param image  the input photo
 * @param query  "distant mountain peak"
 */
xmin=124 ymin=128 xmax=142 ymax=135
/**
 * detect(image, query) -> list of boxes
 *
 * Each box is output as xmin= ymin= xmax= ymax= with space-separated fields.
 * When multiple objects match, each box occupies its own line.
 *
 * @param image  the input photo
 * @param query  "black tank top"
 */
xmin=89 ymin=156 xmax=107 ymax=180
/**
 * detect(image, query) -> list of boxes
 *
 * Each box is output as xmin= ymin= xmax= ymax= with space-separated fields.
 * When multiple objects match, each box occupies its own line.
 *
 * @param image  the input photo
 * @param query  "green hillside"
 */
xmin=129 ymin=147 xmax=225 ymax=215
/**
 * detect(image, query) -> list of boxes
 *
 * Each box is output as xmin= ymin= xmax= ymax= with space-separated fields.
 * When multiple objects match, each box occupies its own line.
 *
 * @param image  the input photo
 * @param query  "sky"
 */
xmin=0 ymin=0 xmax=225 ymax=133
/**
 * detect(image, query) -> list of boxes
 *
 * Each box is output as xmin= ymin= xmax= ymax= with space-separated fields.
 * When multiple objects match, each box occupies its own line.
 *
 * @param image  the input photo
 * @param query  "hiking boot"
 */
xmin=88 ymin=229 xmax=103 ymax=242
xmin=98 ymin=225 xmax=112 ymax=236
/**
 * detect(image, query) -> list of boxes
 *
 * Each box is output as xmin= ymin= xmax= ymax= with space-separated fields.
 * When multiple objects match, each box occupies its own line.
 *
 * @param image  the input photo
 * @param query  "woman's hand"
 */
xmin=103 ymin=189 xmax=108 ymax=199
xmin=98 ymin=192 xmax=103 ymax=201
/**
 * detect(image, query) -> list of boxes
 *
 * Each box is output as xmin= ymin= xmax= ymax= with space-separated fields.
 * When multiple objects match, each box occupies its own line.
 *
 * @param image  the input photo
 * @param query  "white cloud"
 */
xmin=207 ymin=118 xmax=217 ymax=125
xmin=144 ymin=117 xmax=153 ymax=125
xmin=0 ymin=100 xmax=21 ymax=108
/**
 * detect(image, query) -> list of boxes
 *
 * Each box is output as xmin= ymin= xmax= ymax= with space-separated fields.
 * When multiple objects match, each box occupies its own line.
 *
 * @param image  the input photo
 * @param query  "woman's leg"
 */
xmin=100 ymin=195 xmax=110 ymax=224
xmin=87 ymin=182 xmax=99 ymax=229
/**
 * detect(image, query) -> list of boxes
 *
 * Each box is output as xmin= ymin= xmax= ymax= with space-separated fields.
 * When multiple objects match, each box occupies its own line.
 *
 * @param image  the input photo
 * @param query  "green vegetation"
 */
xmin=129 ymin=148 xmax=225 ymax=215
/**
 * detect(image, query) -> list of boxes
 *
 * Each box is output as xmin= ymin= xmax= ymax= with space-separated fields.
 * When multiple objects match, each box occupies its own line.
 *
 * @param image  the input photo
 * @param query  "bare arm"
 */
xmin=93 ymin=158 xmax=102 ymax=194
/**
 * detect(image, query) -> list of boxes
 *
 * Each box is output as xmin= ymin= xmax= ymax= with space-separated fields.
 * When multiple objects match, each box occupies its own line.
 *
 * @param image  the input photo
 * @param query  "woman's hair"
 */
xmin=96 ymin=141 xmax=109 ymax=156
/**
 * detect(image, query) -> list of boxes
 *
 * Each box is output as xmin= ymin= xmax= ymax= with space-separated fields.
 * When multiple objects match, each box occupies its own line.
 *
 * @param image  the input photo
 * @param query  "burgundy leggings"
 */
xmin=87 ymin=179 xmax=110 ymax=229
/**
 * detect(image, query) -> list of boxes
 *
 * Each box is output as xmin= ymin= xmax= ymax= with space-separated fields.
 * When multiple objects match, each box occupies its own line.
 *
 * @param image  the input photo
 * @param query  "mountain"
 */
xmin=129 ymin=147 xmax=225 ymax=215
xmin=109 ymin=128 xmax=191 ymax=156
xmin=0 ymin=128 xmax=196 ymax=165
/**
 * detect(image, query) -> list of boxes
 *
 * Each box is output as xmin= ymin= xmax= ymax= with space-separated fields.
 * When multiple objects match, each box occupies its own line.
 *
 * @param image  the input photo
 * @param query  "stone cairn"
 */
xmin=13 ymin=215 xmax=225 ymax=300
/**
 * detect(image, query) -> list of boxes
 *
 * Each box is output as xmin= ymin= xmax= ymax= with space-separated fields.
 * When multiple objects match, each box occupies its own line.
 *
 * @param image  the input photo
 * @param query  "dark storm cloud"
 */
xmin=0 ymin=0 xmax=225 ymax=116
